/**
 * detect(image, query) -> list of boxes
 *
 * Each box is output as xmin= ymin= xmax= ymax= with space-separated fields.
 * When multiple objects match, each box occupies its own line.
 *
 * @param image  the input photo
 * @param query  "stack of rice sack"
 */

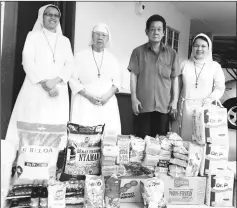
xmin=60 ymin=122 xmax=104 ymax=205
xmin=192 ymin=101 xmax=229 ymax=175
xmin=6 ymin=121 xmax=66 ymax=207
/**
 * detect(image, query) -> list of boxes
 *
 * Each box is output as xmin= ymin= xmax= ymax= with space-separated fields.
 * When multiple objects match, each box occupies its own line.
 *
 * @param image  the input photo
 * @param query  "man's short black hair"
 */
xmin=146 ymin=14 xmax=166 ymax=32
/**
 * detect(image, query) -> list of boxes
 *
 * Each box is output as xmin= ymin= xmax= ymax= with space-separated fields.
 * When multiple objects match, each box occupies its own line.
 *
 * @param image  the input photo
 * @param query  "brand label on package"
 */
xmin=205 ymin=170 xmax=234 ymax=207
xmin=120 ymin=176 xmax=148 ymax=203
xmin=160 ymin=175 xmax=206 ymax=205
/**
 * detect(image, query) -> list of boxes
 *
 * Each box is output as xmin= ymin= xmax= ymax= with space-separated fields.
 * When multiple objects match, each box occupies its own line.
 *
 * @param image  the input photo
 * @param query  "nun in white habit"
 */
xmin=5 ymin=4 xmax=74 ymax=149
xmin=69 ymin=23 xmax=122 ymax=134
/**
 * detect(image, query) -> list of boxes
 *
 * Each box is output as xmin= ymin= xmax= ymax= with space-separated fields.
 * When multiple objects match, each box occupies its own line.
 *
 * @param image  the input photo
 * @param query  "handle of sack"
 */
xmin=202 ymin=98 xmax=224 ymax=108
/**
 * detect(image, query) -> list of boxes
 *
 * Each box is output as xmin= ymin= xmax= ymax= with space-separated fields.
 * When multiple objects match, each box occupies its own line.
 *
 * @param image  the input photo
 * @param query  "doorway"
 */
xmin=1 ymin=2 xmax=75 ymax=139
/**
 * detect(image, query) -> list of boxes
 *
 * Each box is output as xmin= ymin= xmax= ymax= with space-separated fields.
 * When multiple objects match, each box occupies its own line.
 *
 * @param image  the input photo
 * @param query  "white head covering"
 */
xmin=32 ymin=4 xmax=62 ymax=35
xmin=89 ymin=23 xmax=111 ymax=48
xmin=190 ymin=33 xmax=213 ymax=64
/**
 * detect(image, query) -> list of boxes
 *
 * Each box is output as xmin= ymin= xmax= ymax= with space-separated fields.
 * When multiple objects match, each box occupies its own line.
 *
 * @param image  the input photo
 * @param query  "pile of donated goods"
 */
xmin=2 ymin=101 xmax=236 ymax=208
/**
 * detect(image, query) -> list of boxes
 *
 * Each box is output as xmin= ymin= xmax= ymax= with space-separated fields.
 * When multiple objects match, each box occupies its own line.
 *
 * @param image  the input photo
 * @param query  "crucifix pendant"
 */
xmin=195 ymin=82 xmax=198 ymax=88
xmin=98 ymin=73 xmax=100 ymax=78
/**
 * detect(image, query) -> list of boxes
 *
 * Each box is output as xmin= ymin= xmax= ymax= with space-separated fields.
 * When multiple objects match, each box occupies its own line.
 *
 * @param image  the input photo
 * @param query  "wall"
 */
xmin=1 ymin=2 xmax=18 ymax=140
xmin=74 ymin=2 xmax=191 ymax=92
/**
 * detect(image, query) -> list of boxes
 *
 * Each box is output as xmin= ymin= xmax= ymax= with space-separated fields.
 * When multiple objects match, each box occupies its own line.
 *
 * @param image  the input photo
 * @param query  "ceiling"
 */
xmin=171 ymin=1 xmax=236 ymax=36
xmin=172 ymin=1 xmax=236 ymax=68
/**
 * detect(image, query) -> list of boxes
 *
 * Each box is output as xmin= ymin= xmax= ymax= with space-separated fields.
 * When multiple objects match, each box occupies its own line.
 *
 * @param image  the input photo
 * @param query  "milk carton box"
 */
xmin=205 ymin=169 xmax=234 ymax=207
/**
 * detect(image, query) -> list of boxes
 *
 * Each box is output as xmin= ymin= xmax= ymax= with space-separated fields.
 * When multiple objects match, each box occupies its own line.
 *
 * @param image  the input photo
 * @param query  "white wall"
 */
xmin=74 ymin=2 xmax=191 ymax=92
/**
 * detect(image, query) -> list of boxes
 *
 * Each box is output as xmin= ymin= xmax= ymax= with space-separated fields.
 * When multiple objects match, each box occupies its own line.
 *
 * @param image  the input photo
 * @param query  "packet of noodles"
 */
xmin=104 ymin=174 xmax=121 ymax=208
xmin=117 ymin=135 xmax=131 ymax=165
xmin=84 ymin=175 xmax=105 ymax=208
xmin=14 ymin=122 xmax=65 ymax=185
xmin=48 ymin=180 xmax=66 ymax=208
xmin=130 ymin=137 xmax=145 ymax=163
xmin=144 ymin=136 xmax=161 ymax=155
xmin=140 ymin=177 xmax=166 ymax=208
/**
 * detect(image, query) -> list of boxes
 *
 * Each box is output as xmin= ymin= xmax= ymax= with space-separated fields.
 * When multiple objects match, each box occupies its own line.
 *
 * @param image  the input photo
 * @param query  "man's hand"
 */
xmin=168 ymin=100 xmax=178 ymax=120
xmin=131 ymin=96 xmax=143 ymax=116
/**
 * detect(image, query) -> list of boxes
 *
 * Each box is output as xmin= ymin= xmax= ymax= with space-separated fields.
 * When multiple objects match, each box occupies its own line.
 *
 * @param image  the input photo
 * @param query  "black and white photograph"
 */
xmin=1 ymin=1 xmax=236 ymax=208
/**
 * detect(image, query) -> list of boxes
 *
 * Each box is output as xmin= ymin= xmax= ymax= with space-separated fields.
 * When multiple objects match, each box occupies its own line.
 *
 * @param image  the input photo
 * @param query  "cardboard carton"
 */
xmin=120 ymin=176 xmax=149 ymax=203
xmin=159 ymin=175 xmax=206 ymax=205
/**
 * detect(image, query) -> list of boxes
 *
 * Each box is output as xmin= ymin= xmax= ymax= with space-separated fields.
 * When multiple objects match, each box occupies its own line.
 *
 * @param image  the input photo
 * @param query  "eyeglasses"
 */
xmin=93 ymin=32 xmax=108 ymax=39
xmin=193 ymin=44 xmax=208 ymax=49
xmin=43 ymin=12 xmax=60 ymax=19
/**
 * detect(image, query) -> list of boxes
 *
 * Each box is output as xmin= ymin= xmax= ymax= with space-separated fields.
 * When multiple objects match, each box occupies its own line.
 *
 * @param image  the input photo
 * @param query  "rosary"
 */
xmin=193 ymin=62 xmax=205 ymax=88
xmin=42 ymin=30 xmax=58 ymax=63
xmin=92 ymin=47 xmax=104 ymax=78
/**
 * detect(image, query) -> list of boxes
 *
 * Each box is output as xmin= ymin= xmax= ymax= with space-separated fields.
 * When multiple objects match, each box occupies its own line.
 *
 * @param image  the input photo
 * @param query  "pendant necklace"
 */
xmin=92 ymin=47 xmax=104 ymax=78
xmin=42 ymin=30 xmax=58 ymax=63
xmin=193 ymin=62 xmax=205 ymax=88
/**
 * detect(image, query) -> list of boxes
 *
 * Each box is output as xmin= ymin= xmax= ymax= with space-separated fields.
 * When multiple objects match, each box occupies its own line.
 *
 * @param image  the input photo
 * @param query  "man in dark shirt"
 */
xmin=128 ymin=14 xmax=180 ymax=138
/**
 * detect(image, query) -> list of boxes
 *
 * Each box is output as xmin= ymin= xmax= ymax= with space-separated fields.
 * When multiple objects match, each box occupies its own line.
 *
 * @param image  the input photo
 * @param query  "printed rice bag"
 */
xmin=104 ymin=174 xmax=121 ymax=208
xmin=144 ymin=136 xmax=161 ymax=155
xmin=15 ymin=122 xmax=65 ymax=185
xmin=140 ymin=177 xmax=167 ymax=208
xmin=48 ymin=180 xmax=66 ymax=208
xmin=192 ymin=103 xmax=228 ymax=145
xmin=130 ymin=137 xmax=145 ymax=163
xmin=84 ymin=175 xmax=105 ymax=208
xmin=117 ymin=135 xmax=131 ymax=165
xmin=64 ymin=123 xmax=104 ymax=176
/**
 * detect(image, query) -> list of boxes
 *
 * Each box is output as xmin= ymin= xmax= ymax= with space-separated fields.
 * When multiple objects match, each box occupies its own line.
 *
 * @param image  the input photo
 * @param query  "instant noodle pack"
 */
xmin=3 ymin=101 xmax=236 ymax=208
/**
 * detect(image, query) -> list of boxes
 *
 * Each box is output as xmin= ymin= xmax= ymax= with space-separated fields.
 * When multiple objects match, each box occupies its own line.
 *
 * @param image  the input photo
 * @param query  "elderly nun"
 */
xmin=69 ymin=23 xmax=122 ymax=134
xmin=5 ymin=4 xmax=74 ymax=150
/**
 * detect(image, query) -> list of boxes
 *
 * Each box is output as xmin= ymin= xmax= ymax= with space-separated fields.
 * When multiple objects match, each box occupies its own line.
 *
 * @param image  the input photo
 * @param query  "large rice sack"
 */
xmin=14 ymin=121 xmax=66 ymax=185
xmin=64 ymin=123 xmax=104 ymax=176
xmin=192 ymin=101 xmax=228 ymax=145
